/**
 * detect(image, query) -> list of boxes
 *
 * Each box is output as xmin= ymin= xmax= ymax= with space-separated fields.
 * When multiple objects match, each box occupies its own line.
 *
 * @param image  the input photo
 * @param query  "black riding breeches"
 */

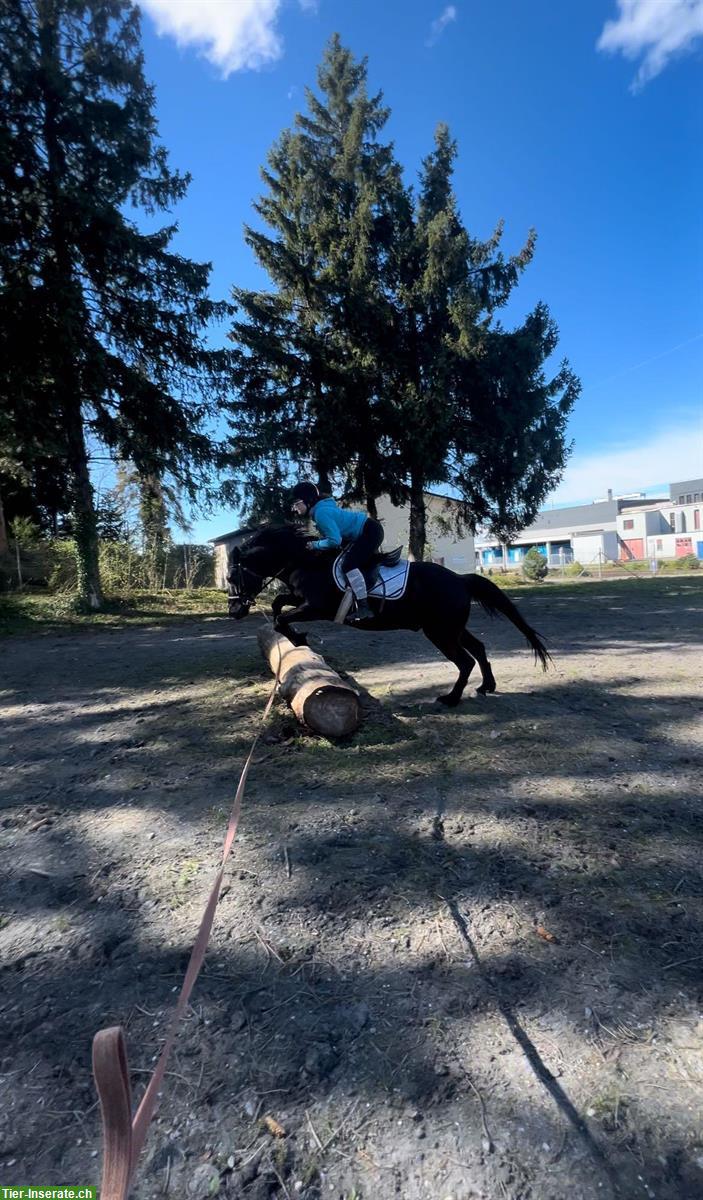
xmin=341 ymin=517 xmax=384 ymax=573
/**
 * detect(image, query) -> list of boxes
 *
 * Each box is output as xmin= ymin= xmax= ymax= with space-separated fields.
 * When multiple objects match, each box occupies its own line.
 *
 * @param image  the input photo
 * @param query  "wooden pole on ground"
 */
xmin=257 ymin=626 xmax=361 ymax=738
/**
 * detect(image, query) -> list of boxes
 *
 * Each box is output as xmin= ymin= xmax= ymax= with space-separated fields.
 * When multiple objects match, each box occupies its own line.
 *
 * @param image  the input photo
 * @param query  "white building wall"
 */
xmin=214 ymin=543 xmax=228 ymax=590
xmin=673 ymin=501 xmax=703 ymax=535
xmin=602 ymin=531 xmax=620 ymax=561
xmin=618 ymin=509 xmax=672 ymax=539
xmin=646 ymin=533 xmax=677 ymax=559
xmin=510 ymin=520 xmax=616 ymax=546
xmin=619 ymin=511 xmax=647 ymax=539
xmin=646 ymin=532 xmax=702 ymax=559
xmin=571 ymin=532 xmax=607 ymax=564
xmin=375 ymin=494 xmax=475 ymax=569
xmin=618 ymin=501 xmax=703 ymax=546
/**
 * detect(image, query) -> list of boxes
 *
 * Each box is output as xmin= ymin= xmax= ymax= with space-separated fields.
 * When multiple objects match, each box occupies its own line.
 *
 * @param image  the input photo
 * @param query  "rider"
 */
xmin=290 ymin=481 xmax=383 ymax=623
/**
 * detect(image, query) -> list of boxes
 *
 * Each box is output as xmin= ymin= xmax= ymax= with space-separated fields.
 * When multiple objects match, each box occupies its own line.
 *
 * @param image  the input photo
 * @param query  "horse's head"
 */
xmin=226 ymin=524 xmax=307 ymax=619
xmin=226 ymin=545 xmax=261 ymax=619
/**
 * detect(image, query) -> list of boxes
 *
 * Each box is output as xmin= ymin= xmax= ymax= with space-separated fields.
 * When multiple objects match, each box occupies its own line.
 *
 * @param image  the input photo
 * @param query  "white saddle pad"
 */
xmin=333 ymin=554 xmax=410 ymax=601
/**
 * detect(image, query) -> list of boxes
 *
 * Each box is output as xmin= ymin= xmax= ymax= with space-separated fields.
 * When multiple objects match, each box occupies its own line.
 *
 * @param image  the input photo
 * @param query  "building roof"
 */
xmin=670 ymin=478 xmax=703 ymax=500
xmin=210 ymin=524 xmax=260 ymax=545
xmin=513 ymin=493 xmax=666 ymax=535
xmin=521 ymin=499 xmax=618 ymax=533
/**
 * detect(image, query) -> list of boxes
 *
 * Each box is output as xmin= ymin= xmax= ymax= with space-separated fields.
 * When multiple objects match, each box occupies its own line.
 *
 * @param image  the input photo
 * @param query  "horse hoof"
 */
xmin=437 ymin=694 xmax=459 ymax=707
xmin=476 ymin=683 xmax=496 ymax=695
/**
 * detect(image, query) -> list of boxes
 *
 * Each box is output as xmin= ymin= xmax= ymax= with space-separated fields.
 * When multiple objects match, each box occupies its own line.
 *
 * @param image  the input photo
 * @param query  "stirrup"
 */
xmin=347 ymin=600 xmax=373 ymax=624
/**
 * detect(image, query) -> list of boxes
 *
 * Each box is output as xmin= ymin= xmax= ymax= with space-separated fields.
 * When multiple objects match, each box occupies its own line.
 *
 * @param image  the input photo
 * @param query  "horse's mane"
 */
xmin=241 ymin=523 xmax=310 ymax=555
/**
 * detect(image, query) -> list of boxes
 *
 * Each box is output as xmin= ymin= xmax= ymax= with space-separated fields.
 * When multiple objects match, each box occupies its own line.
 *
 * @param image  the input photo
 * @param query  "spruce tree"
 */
xmin=450 ymin=305 xmax=579 ymax=542
xmin=382 ymin=125 xmax=471 ymax=558
xmin=94 ymin=487 xmax=127 ymax=543
xmin=0 ymin=0 xmax=229 ymax=607
xmin=227 ymin=35 xmax=402 ymax=505
xmin=226 ymin=42 xmax=577 ymax=557
xmin=383 ymin=124 xmax=577 ymax=557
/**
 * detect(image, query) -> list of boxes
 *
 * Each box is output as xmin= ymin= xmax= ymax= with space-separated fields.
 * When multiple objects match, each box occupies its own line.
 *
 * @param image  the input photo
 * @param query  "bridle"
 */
xmin=227 ymin=547 xmax=289 ymax=617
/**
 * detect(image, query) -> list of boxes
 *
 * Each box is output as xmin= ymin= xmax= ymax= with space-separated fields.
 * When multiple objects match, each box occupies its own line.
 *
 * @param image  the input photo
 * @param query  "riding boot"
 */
xmin=345 ymin=569 xmax=373 ymax=624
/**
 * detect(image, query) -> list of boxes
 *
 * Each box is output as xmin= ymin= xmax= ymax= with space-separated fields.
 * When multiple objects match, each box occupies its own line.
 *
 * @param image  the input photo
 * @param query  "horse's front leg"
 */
xmin=274 ymin=601 xmax=320 ymax=647
xmin=271 ymin=591 xmax=297 ymax=620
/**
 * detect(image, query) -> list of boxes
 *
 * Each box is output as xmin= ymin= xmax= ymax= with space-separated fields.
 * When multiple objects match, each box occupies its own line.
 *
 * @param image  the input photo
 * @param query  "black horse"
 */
xmin=227 ymin=524 xmax=550 ymax=707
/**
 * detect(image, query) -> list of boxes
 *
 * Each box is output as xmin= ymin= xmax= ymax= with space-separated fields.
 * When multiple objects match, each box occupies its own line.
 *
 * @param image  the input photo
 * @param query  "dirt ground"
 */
xmin=1 ymin=576 xmax=702 ymax=1200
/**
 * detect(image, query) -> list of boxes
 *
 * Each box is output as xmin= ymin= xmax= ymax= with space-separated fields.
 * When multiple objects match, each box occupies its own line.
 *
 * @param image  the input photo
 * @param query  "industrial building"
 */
xmin=475 ymin=478 xmax=703 ymax=569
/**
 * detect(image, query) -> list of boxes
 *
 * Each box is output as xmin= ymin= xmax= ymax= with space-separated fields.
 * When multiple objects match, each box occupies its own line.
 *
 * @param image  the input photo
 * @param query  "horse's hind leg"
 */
xmin=423 ymin=626 xmax=475 ymax=707
xmin=460 ymin=629 xmax=496 ymax=694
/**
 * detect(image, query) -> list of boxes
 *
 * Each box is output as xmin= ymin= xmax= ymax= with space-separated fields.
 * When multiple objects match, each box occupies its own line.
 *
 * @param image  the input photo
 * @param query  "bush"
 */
xmin=169 ymin=543 xmax=214 ymax=589
xmin=522 ymin=548 xmax=548 ymax=581
xmin=488 ymin=570 xmax=527 ymax=588
xmin=617 ymin=559 xmax=649 ymax=572
xmin=9 ymin=516 xmax=45 ymax=548
xmin=46 ymin=539 xmax=215 ymax=593
xmin=100 ymin=541 xmax=144 ymax=590
xmin=657 ymin=555 xmax=700 ymax=572
xmin=564 ymin=561 xmax=587 ymax=577
xmin=3 ymin=543 xmax=57 ymax=587
xmin=47 ymin=539 xmax=146 ymax=592
xmin=47 ymin=540 xmax=79 ymax=591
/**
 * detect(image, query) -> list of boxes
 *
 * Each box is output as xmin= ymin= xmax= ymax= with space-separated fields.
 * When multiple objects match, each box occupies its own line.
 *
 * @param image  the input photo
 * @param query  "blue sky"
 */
xmin=119 ymin=0 xmax=703 ymax=539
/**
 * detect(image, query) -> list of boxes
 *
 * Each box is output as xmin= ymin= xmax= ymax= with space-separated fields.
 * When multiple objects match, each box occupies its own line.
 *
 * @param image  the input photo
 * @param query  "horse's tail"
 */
xmin=463 ymin=574 xmax=552 ymax=671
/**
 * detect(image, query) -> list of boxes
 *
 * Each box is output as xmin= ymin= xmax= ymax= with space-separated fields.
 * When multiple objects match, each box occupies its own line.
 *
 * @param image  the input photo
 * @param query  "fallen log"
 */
xmin=257 ymin=626 xmax=361 ymax=738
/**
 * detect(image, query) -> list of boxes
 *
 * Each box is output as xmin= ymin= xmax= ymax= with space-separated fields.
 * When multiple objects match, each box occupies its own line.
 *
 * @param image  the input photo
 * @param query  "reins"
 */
xmin=231 ymin=551 xmax=305 ymax=610
xmin=92 ymin=630 xmax=281 ymax=1200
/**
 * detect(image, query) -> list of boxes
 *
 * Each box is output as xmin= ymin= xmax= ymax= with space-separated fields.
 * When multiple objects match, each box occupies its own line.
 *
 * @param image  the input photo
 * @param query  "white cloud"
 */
xmin=427 ymin=5 xmax=457 ymax=47
xmin=597 ymin=0 xmax=703 ymax=90
xmin=550 ymin=419 xmax=703 ymax=505
xmin=139 ymin=0 xmax=284 ymax=76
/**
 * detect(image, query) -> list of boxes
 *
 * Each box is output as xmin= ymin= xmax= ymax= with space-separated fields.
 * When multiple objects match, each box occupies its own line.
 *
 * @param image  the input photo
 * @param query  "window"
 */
xmin=695 ymin=510 xmax=701 ymax=531
xmin=686 ymin=494 xmax=692 ymax=504
xmin=656 ymin=539 xmax=663 ymax=551
xmin=679 ymin=495 xmax=685 ymax=504
xmin=695 ymin=493 xmax=700 ymax=502
xmin=623 ymin=518 xmax=634 ymax=530
xmin=669 ymin=512 xmax=676 ymax=529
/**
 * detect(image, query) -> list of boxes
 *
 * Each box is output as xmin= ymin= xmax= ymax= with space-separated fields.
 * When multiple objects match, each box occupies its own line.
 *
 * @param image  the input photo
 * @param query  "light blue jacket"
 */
xmin=310 ymin=498 xmax=367 ymax=550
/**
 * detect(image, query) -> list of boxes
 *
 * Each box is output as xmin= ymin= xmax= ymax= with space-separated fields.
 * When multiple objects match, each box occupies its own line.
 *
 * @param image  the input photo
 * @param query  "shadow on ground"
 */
xmin=1 ymin=578 xmax=702 ymax=1199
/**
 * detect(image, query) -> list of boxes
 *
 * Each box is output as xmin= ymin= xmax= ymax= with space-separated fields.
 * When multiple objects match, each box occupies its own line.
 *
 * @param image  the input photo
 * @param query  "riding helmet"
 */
xmin=291 ymin=481 xmax=320 ymax=510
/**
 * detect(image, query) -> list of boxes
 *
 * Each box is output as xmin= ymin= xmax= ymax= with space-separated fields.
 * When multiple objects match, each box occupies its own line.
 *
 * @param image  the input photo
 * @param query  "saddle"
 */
xmin=333 ymin=545 xmax=410 ymax=601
